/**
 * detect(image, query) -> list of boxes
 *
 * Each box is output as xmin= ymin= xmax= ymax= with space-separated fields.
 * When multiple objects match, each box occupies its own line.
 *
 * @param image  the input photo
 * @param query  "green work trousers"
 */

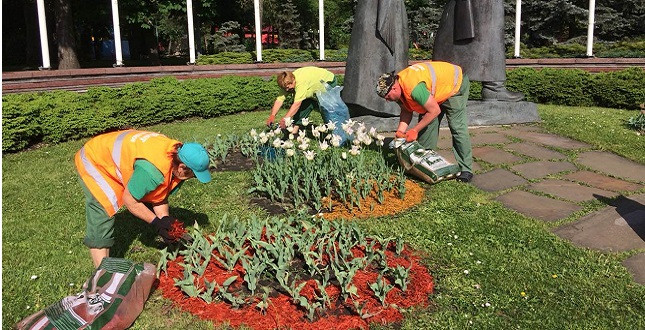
xmin=417 ymin=75 xmax=473 ymax=173
xmin=293 ymin=76 xmax=338 ymax=125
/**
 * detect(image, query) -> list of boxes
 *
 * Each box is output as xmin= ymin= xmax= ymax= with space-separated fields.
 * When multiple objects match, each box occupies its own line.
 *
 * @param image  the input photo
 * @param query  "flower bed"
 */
xmin=206 ymin=118 xmax=423 ymax=217
xmin=158 ymin=215 xmax=434 ymax=329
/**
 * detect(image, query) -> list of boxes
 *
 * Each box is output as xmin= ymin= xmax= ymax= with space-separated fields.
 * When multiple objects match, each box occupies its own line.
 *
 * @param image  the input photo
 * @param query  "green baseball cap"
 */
xmin=178 ymin=143 xmax=211 ymax=183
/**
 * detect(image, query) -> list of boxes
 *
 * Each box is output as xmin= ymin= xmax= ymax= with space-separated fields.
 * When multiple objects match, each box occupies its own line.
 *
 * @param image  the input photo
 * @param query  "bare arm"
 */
xmin=283 ymin=100 xmax=303 ymax=119
xmin=397 ymin=105 xmax=413 ymax=132
xmin=269 ymin=99 xmax=284 ymax=119
xmin=122 ymin=187 xmax=158 ymax=223
xmin=409 ymin=96 xmax=441 ymax=132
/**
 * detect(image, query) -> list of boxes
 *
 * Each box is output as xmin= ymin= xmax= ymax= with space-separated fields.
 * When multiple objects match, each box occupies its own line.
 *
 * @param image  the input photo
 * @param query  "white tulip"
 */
xmin=369 ymin=127 xmax=377 ymax=137
xmin=319 ymin=141 xmax=329 ymax=151
xmin=304 ymin=150 xmax=316 ymax=160
xmin=326 ymin=122 xmax=336 ymax=130
xmin=301 ymin=118 xmax=310 ymax=126
xmin=272 ymin=138 xmax=282 ymax=148
xmin=349 ymin=145 xmax=361 ymax=156
xmin=286 ymin=149 xmax=295 ymax=157
xmin=284 ymin=117 xmax=293 ymax=127
xmin=250 ymin=129 xmax=258 ymax=137
xmin=259 ymin=136 xmax=268 ymax=144
xmin=341 ymin=152 xmax=347 ymax=159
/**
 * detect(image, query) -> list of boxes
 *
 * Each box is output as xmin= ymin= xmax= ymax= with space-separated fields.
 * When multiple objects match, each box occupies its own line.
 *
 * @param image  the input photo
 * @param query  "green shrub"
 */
xmin=408 ymin=48 xmax=433 ymax=60
xmin=3 ymin=68 xmax=643 ymax=152
xmin=2 ymin=76 xmax=281 ymax=152
xmin=589 ymin=67 xmax=645 ymax=110
xmin=509 ymin=40 xmax=645 ymax=58
xmin=196 ymin=52 xmax=254 ymax=65
xmin=311 ymin=48 xmax=348 ymax=62
xmin=507 ymin=68 xmax=595 ymax=106
xmin=258 ymin=49 xmax=314 ymax=63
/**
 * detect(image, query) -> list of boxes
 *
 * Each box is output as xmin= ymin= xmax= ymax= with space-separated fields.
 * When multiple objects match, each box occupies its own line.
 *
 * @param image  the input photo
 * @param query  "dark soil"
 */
xmin=211 ymin=151 xmax=257 ymax=172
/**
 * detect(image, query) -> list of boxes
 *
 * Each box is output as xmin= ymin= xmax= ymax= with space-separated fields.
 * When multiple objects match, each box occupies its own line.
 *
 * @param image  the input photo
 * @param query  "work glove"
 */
xmin=279 ymin=118 xmax=287 ymax=129
xmin=151 ymin=216 xmax=175 ymax=243
xmin=405 ymin=129 xmax=418 ymax=142
xmin=266 ymin=114 xmax=276 ymax=127
xmin=395 ymin=130 xmax=406 ymax=139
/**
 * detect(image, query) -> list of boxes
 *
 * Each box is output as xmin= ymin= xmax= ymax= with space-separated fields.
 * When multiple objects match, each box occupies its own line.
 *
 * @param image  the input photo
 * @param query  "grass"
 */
xmin=2 ymin=106 xmax=644 ymax=329
xmin=538 ymin=105 xmax=645 ymax=164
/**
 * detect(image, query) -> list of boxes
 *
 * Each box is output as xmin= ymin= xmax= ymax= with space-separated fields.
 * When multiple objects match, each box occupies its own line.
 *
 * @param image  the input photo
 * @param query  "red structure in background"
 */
xmin=243 ymin=26 xmax=280 ymax=45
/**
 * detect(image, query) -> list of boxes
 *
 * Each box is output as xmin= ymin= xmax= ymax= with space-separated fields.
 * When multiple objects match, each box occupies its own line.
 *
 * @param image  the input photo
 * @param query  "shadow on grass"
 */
xmin=111 ymin=207 xmax=210 ymax=258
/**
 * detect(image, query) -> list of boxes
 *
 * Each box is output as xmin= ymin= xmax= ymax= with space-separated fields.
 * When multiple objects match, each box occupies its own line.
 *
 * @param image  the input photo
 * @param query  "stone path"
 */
xmin=437 ymin=124 xmax=645 ymax=285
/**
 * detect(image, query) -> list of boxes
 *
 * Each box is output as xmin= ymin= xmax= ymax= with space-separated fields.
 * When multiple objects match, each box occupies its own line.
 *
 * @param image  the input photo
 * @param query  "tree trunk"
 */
xmin=53 ymin=0 xmax=80 ymax=69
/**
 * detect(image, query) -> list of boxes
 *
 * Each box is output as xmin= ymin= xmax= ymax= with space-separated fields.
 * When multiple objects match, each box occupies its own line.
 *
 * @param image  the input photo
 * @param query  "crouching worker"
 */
xmin=266 ymin=66 xmax=337 ymax=132
xmin=376 ymin=61 xmax=474 ymax=182
xmin=75 ymin=130 xmax=211 ymax=267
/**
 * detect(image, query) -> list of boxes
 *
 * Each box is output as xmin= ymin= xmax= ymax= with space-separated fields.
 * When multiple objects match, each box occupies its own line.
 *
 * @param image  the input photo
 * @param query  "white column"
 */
xmin=318 ymin=0 xmax=325 ymax=60
xmin=36 ymin=0 xmax=50 ymax=69
xmin=110 ymin=0 xmax=124 ymax=66
xmin=586 ymin=0 xmax=596 ymax=57
xmin=254 ymin=0 xmax=262 ymax=62
xmin=187 ymin=0 xmax=196 ymax=64
xmin=514 ymin=0 xmax=522 ymax=58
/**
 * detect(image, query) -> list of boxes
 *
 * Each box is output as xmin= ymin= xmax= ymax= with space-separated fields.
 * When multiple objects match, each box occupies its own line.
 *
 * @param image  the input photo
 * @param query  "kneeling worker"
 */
xmin=266 ymin=66 xmax=337 ymax=132
xmin=75 ymin=130 xmax=211 ymax=267
xmin=376 ymin=61 xmax=474 ymax=182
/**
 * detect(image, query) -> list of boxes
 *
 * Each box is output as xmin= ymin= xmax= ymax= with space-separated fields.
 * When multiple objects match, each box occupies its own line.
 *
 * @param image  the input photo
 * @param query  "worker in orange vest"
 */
xmin=75 ymin=130 xmax=211 ymax=267
xmin=376 ymin=61 xmax=474 ymax=182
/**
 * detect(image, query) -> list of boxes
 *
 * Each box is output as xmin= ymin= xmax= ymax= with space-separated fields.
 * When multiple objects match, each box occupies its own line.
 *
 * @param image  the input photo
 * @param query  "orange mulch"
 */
xmin=322 ymin=180 xmax=425 ymax=220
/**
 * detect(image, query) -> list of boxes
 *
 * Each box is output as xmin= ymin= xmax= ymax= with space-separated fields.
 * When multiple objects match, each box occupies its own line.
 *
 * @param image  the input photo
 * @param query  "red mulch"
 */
xmin=158 ymin=247 xmax=434 ymax=329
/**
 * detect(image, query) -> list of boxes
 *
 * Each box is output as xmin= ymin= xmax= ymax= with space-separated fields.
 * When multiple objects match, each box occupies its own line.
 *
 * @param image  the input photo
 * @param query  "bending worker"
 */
xmin=376 ymin=61 xmax=474 ymax=182
xmin=75 ymin=130 xmax=211 ymax=267
xmin=266 ymin=66 xmax=337 ymax=132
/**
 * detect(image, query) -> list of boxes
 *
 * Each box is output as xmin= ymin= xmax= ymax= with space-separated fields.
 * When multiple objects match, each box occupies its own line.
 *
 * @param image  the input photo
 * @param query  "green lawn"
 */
xmin=2 ymin=106 xmax=644 ymax=329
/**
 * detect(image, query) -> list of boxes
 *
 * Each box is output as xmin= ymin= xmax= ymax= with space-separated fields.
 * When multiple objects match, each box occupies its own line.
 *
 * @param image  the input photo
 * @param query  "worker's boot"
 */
xmin=481 ymin=81 xmax=524 ymax=102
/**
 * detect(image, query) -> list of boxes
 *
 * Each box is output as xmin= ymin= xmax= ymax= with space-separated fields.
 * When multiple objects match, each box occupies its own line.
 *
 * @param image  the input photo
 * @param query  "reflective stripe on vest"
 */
xmin=79 ymin=147 xmax=120 ymax=213
xmin=421 ymin=62 xmax=437 ymax=96
xmin=111 ymin=130 xmax=133 ymax=183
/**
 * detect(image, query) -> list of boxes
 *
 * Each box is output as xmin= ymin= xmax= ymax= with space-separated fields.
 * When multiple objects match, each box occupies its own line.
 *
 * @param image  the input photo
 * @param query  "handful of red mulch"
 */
xmin=167 ymin=219 xmax=188 ymax=241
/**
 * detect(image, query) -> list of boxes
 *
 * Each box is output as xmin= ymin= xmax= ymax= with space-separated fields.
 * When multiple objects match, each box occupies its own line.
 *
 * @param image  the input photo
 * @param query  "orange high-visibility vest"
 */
xmin=75 ymin=130 xmax=182 ymax=216
xmin=397 ymin=61 xmax=463 ymax=114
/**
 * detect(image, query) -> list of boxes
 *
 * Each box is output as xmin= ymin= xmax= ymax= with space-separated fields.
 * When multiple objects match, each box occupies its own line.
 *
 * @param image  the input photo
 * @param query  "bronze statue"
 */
xmin=342 ymin=0 xmax=409 ymax=117
xmin=433 ymin=0 xmax=524 ymax=101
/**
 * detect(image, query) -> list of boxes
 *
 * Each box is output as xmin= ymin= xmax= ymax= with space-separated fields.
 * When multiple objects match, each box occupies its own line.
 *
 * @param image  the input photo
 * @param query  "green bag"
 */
xmin=15 ymin=258 xmax=156 ymax=330
xmin=392 ymin=138 xmax=460 ymax=184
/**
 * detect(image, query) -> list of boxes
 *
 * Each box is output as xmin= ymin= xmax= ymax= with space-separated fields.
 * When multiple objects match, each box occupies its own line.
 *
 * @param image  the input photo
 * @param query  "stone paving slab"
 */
xmin=503 ymin=131 xmax=591 ymax=150
xmin=552 ymin=193 xmax=645 ymax=252
xmin=472 ymin=168 xmax=527 ymax=191
xmin=436 ymin=150 xmax=482 ymax=172
xmin=507 ymin=125 xmax=545 ymax=133
xmin=576 ymin=151 xmax=645 ymax=183
xmin=473 ymin=146 xmax=523 ymax=165
xmin=470 ymin=132 xmax=513 ymax=146
xmin=496 ymin=190 xmax=583 ymax=221
xmin=528 ymin=179 xmax=618 ymax=202
xmin=469 ymin=126 xmax=505 ymax=134
xmin=622 ymin=253 xmax=645 ymax=285
xmin=511 ymin=161 xmax=577 ymax=180
xmin=563 ymin=171 xmax=643 ymax=192
xmin=505 ymin=142 xmax=567 ymax=160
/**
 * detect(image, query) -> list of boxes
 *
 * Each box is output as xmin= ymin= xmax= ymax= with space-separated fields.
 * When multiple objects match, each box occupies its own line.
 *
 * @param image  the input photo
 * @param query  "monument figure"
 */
xmin=433 ymin=0 xmax=524 ymax=101
xmin=342 ymin=0 xmax=409 ymax=118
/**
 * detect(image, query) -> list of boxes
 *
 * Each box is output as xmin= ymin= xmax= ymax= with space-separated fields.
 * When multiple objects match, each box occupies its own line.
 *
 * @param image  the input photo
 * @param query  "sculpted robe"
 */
xmin=342 ymin=0 xmax=409 ymax=117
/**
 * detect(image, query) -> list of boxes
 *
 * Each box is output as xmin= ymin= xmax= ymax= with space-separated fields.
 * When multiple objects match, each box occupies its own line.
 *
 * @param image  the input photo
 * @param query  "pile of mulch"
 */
xmin=158 ymin=246 xmax=434 ymax=329
xmin=322 ymin=179 xmax=425 ymax=220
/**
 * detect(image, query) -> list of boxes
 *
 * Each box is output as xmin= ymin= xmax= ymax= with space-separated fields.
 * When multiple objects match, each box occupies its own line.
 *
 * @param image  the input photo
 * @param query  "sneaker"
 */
xmin=456 ymin=171 xmax=473 ymax=183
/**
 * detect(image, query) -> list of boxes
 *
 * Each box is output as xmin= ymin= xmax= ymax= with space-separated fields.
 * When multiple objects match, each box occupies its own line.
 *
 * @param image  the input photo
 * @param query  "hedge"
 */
xmin=2 ymin=68 xmax=643 ymax=152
